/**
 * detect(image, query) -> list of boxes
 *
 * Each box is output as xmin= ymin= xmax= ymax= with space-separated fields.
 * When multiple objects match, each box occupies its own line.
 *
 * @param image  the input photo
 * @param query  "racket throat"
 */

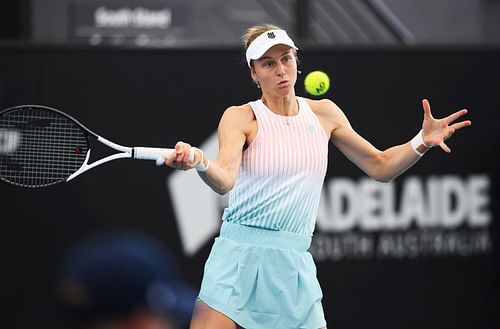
xmin=67 ymin=148 xmax=133 ymax=182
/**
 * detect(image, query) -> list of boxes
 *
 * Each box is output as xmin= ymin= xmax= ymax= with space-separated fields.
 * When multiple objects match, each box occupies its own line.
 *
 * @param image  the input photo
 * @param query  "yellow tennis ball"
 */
xmin=304 ymin=70 xmax=330 ymax=96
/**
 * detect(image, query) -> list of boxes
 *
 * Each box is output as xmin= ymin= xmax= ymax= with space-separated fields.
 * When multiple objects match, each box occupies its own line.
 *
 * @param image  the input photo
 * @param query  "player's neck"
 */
xmin=261 ymin=94 xmax=298 ymax=116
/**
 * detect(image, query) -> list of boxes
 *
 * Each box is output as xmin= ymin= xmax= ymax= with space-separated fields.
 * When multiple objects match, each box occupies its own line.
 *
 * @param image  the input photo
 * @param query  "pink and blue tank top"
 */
xmin=222 ymin=97 xmax=329 ymax=236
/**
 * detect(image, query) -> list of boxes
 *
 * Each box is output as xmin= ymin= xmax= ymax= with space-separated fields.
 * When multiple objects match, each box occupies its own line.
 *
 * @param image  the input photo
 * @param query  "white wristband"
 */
xmin=192 ymin=147 xmax=209 ymax=172
xmin=410 ymin=130 xmax=432 ymax=156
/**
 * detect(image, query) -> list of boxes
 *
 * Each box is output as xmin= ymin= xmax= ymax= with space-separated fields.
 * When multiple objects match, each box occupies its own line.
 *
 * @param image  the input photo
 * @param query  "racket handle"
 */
xmin=133 ymin=147 xmax=174 ymax=161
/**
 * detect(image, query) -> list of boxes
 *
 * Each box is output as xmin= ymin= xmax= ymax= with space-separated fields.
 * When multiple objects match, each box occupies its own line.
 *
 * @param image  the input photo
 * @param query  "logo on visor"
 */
xmin=267 ymin=32 xmax=276 ymax=39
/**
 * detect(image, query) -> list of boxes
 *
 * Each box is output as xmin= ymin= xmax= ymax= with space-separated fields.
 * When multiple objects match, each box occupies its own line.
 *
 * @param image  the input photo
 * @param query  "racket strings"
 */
xmin=0 ymin=107 xmax=89 ymax=187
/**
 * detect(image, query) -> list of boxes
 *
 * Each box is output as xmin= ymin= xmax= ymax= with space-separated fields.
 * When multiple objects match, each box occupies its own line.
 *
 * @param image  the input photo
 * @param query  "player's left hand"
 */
xmin=421 ymin=99 xmax=472 ymax=153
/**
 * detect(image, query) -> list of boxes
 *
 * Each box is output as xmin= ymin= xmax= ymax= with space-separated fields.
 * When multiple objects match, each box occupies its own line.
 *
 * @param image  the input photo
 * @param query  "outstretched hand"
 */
xmin=421 ymin=99 xmax=471 ymax=153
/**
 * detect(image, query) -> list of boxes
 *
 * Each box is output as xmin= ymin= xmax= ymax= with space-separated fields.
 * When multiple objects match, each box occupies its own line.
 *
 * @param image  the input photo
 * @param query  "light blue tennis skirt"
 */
xmin=198 ymin=221 xmax=327 ymax=329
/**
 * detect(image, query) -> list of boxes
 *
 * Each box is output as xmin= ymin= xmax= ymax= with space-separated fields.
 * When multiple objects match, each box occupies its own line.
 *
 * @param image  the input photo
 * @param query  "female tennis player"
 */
xmin=163 ymin=24 xmax=471 ymax=329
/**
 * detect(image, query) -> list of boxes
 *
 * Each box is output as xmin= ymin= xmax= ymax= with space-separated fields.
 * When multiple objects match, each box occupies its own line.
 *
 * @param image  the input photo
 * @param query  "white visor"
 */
xmin=245 ymin=29 xmax=298 ymax=68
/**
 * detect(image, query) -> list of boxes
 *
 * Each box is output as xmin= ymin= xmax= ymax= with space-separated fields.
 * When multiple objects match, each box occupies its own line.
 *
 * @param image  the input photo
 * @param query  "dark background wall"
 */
xmin=0 ymin=46 xmax=498 ymax=329
xmin=0 ymin=1 xmax=499 ymax=328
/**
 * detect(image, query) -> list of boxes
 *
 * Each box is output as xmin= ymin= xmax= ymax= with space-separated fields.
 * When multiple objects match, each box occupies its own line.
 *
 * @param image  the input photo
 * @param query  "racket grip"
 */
xmin=133 ymin=147 xmax=174 ymax=161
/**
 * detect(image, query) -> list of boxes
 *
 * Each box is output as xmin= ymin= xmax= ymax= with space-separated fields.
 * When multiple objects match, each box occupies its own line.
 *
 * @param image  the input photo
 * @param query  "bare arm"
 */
xmin=165 ymin=105 xmax=252 ymax=194
xmin=311 ymin=99 xmax=471 ymax=182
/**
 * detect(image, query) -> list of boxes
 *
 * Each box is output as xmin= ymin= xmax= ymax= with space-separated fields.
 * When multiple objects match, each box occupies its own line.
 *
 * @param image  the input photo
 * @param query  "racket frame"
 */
xmin=0 ymin=105 xmax=175 ymax=186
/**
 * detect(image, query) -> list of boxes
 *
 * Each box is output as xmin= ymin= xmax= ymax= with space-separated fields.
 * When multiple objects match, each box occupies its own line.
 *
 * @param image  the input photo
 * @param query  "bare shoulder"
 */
xmin=219 ymin=103 xmax=256 ymax=133
xmin=305 ymin=98 xmax=342 ymax=117
xmin=304 ymin=98 xmax=349 ymax=129
xmin=222 ymin=103 xmax=254 ymax=121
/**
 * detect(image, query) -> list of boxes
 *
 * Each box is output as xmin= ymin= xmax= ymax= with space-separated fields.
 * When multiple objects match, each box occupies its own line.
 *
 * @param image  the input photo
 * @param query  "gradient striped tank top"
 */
xmin=222 ymin=97 xmax=329 ymax=236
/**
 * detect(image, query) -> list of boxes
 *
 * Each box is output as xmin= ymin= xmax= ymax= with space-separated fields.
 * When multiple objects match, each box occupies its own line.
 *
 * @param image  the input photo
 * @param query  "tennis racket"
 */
xmin=0 ymin=105 xmax=183 ymax=188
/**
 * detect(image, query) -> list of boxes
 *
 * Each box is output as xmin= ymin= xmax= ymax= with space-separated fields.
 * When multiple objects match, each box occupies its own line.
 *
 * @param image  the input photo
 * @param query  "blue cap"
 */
xmin=57 ymin=231 xmax=196 ymax=325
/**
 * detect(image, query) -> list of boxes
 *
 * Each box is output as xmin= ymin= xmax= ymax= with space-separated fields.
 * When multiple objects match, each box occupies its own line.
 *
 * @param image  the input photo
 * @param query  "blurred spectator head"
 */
xmin=57 ymin=231 xmax=196 ymax=329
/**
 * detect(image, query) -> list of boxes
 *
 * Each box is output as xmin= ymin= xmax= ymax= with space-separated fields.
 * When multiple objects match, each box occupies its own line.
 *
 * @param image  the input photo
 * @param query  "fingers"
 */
xmin=445 ymin=108 xmax=468 ymax=124
xmin=422 ymin=99 xmax=433 ymax=119
xmin=432 ymin=120 xmax=470 ymax=155
xmin=439 ymin=141 xmax=451 ymax=153
xmin=449 ymin=120 xmax=472 ymax=131
xmin=176 ymin=142 xmax=195 ymax=169
xmin=163 ymin=142 xmax=194 ymax=170
xmin=420 ymin=99 xmax=471 ymax=155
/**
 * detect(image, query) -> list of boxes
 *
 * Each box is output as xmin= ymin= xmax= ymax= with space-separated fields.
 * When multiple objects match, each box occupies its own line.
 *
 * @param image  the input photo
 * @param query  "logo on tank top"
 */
xmin=307 ymin=123 xmax=315 ymax=133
